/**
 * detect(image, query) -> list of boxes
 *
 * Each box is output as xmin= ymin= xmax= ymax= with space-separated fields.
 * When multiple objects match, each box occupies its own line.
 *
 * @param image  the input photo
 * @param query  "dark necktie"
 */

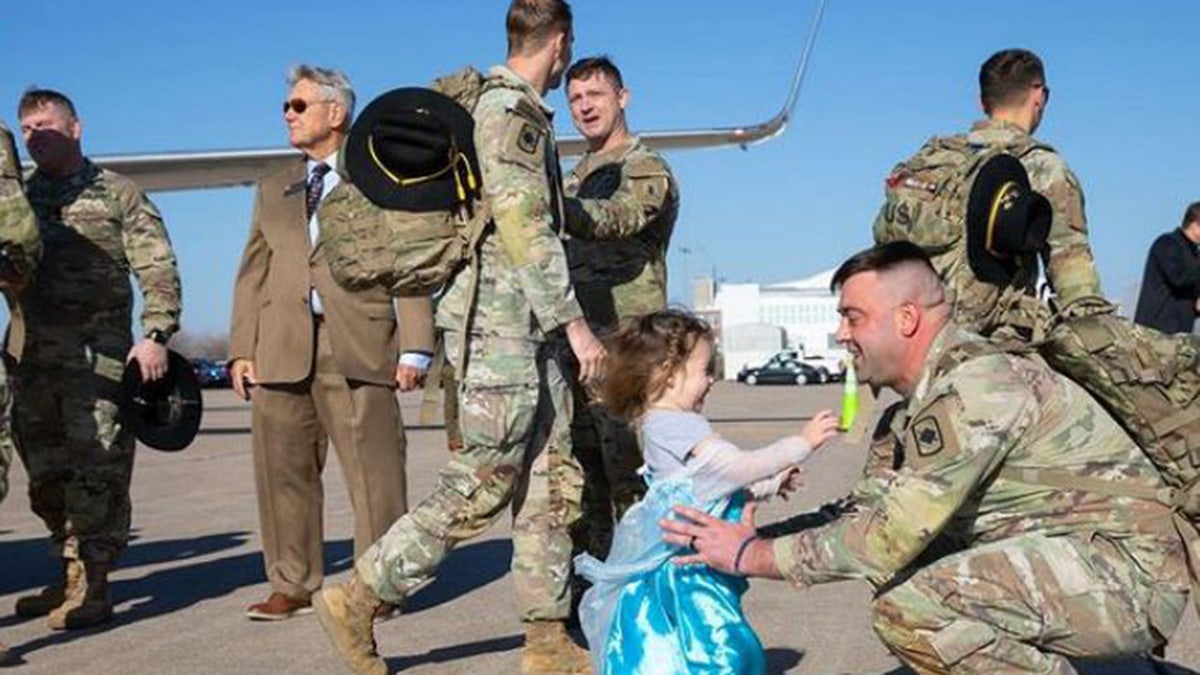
xmin=306 ymin=163 xmax=331 ymax=220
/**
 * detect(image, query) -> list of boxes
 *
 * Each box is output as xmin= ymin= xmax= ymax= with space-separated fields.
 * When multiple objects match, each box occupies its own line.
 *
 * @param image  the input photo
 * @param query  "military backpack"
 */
xmin=317 ymin=66 xmax=493 ymax=298
xmin=872 ymin=135 xmax=1048 ymax=253
xmin=1038 ymin=301 xmax=1200 ymax=514
xmin=936 ymin=310 xmax=1200 ymax=617
xmin=874 ymin=136 xmax=1058 ymax=332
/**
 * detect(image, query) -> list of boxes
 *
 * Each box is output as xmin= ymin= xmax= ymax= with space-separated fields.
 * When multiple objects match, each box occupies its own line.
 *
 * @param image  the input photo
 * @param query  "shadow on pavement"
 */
xmin=403 ymin=539 xmax=513 ymax=614
xmin=0 ymin=530 xmax=253 ymax=597
xmin=388 ymin=634 xmax=524 ymax=671
xmin=2 ymin=535 xmax=513 ymax=660
xmin=765 ymin=647 xmax=804 ymax=672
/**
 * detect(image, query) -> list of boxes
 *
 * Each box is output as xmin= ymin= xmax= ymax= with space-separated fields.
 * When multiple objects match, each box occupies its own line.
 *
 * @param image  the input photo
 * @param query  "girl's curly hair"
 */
xmin=594 ymin=309 xmax=713 ymax=421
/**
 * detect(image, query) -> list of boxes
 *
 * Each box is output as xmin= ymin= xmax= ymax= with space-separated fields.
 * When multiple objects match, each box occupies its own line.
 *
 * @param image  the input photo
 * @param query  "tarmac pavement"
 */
xmin=0 ymin=382 xmax=1196 ymax=674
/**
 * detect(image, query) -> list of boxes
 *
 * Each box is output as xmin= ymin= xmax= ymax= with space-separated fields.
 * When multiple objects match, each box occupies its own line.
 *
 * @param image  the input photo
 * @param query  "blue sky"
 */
xmin=5 ymin=1 xmax=1198 ymax=335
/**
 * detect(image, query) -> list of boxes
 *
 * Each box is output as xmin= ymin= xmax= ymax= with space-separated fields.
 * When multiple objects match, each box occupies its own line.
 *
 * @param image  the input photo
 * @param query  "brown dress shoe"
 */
xmin=245 ymin=592 xmax=313 ymax=621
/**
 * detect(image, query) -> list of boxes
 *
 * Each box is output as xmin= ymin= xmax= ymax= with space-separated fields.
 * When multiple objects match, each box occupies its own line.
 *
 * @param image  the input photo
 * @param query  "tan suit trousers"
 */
xmin=251 ymin=318 xmax=407 ymax=599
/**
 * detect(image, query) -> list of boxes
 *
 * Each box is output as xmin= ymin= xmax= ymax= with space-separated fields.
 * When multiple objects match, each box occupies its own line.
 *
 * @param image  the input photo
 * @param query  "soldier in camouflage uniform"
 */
xmin=0 ymin=119 xmax=41 ymax=664
xmin=663 ymin=243 xmax=1188 ymax=674
xmin=313 ymin=3 xmax=603 ymax=674
xmin=12 ymin=90 xmax=181 ymax=630
xmin=960 ymin=50 xmax=1099 ymax=341
xmin=561 ymin=56 xmax=679 ymax=563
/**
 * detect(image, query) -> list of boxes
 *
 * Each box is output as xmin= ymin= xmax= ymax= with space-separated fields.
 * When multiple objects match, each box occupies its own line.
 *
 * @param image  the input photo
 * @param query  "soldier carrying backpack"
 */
xmin=875 ymin=48 xmax=1102 ymax=345
xmin=312 ymin=3 xmax=608 ymax=674
xmin=874 ymin=47 xmax=1200 ymax=657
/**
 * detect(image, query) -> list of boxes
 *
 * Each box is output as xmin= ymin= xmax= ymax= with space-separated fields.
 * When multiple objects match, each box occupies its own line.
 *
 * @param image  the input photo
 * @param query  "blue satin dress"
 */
xmin=575 ymin=477 xmax=767 ymax=675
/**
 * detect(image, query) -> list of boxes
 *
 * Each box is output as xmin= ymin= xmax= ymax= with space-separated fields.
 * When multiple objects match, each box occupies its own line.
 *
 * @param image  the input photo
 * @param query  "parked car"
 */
xmin=191 ymin=358 xmax=231 ymax=388
xmin=759 ymin=349 xmax=846 ymax=383
xmin=737 ymin=357 xmax=825 ymax=385
xmin=800 ymin=355 xmax=846 ymax=383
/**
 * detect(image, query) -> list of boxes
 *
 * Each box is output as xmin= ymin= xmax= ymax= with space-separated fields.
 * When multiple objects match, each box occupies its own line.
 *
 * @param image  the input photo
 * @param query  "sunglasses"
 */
xmin=283 ymin=98 xmax=332 ymax=115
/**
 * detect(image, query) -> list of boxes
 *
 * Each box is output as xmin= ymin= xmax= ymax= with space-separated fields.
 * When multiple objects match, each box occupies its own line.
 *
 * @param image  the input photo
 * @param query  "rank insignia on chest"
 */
xmin=518 ymin=123 xmax=541 ymax=155
xmin=912 ymin=416 xmax=944 ymax=457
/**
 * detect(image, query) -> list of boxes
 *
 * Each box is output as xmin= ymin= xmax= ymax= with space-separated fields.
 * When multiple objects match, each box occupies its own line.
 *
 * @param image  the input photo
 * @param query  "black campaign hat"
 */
xmin=119 ymin=350 xmax=203 ymax=452
xmin=345 ymin=87 xmax=481 ymax=212
xmin=965 ymin=154 xmax=1053 ymax=285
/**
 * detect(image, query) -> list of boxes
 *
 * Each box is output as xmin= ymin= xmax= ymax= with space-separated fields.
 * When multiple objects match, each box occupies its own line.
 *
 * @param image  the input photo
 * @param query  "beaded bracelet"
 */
xmin=733 ymin=535 xmax=759 ymax=574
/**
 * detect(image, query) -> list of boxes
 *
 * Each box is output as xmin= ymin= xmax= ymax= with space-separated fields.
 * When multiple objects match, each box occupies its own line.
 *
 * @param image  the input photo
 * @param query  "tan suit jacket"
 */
xmin=229 ymin=159 xmax=432 ymax=384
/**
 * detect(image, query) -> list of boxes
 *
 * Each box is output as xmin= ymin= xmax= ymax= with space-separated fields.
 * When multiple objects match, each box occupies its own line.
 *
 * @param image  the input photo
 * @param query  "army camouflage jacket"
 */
xmin=0 ymin=122 xmax=40 ymax=368
xmin=19 ymin=159 xmax=181 ymax=366
xmin=436 ymin=65 xmax=582 ymax=340
xmin=563 ymin=136 xmax=679 ymax=329
xmin=772 ymin=323 xmax=1185 ymax=589
xmin=968 ymin=119 xmax=1103 ymax=308
xmin=0 ymin=123 xmax=40 ymax=295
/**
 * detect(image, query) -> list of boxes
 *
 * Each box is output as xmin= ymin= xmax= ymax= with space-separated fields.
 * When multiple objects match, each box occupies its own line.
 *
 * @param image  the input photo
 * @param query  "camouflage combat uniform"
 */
xmin=969 ymin=119 xmax=1102 ymax=307
xmin=953 ymin=120 xmax=1104 ymax=342
xmin=561 ymin=137 xmax=678 ymax=558
xmin=15 ymin=159 xmax=180 ymax=564
xmin=0 ymin=121 xmax=40 ymax=504
xmin=357 ymin=65 xmax=586 ymax=622
xmin=771 ymin=324 xmax=1188 ymax=674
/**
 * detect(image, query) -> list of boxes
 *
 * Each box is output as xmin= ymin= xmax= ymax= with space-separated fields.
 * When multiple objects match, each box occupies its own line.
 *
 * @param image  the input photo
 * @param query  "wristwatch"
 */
xmin=146 ymin=329 xmax=170 ymax=345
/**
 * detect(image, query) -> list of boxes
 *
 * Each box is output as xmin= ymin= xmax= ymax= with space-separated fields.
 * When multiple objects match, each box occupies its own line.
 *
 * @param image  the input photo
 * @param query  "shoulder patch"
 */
xmin=517 ymin=122 xmax=541 ymax=156
xmin=911 ymin=415 xmax=945 ymax=457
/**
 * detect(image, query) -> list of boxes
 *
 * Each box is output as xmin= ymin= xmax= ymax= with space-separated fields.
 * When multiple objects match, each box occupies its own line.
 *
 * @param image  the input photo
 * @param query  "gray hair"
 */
xmin=287 ymin=64 xmax=355 ymax=120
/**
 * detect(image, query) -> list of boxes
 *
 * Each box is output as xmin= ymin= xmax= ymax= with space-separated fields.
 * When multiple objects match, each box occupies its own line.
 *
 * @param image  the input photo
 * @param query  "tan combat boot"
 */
xmin=14 ymin=559 xmax=77 ymax=618
xmin=313 ymin=575 xmax=387 ymax=675
xmin=521 ymin=620 xmax=593 ymax=675
xmin=47 ymin=561 xmax=112 ymax=630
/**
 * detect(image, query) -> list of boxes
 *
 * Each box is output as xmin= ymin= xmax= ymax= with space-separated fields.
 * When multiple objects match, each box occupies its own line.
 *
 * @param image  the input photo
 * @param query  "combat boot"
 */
xmin=521 ymin=620 xmax=593 ymax=675
xmin=47 ymin=561 xmax=112 ymax=630
xmin=313 ymin=574 xmax=387 ymax=675
xmin=14 ymin=559 xmax=77 ymax=618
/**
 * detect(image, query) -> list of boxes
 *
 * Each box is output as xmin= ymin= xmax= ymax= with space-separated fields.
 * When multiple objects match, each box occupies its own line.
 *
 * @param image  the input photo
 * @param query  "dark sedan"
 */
xmin=737 ymin=359 xmax=824 ymax=386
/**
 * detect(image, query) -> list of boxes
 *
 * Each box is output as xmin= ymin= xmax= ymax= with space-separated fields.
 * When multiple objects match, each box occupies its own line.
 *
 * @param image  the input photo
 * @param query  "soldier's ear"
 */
xmin=896 ymin=302 xmax=920 ymax=338
xmin=69 ymin=117 xmax=82 ymax=142
xmin=618 ymin=88 xmax=630 ymax=111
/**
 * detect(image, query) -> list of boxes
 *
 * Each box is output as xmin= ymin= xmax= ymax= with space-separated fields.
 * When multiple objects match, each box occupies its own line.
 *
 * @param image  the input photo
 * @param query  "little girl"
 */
xmin=575 ymin=309 xmax=839 ymax=675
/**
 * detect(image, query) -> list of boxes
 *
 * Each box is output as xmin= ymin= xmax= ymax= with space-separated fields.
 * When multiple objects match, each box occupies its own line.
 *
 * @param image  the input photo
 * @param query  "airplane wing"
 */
xmin=30 ymin=0 xmax=825 ymax=194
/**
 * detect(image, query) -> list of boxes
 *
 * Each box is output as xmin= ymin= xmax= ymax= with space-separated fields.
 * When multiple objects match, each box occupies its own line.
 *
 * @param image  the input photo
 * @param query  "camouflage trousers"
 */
xmin=440 ymin=357 xmax=463 ymax=452
xmin=13 ymin=364 xmax=135 ymax=564
xmin=871 ymin=533 xmax=1188 ymax=674
xmin=568 ymin=373 xmax=645 ymax=560
xmin=356 ymin=331 xmax=584 ymax=621
xmin=0 ymin=358 xmax=13 ymax=503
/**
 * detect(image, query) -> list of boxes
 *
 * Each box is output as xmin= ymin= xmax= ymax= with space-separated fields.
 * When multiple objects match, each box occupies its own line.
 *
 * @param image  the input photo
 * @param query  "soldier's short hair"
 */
xmin=18 ymin=88 xmax=78 ymax=121
xmin=1182 ymin=202 xmax=1200 ymax=229
xmin=287 ymin=64 xmax=356 ymax=121
xmin=507 ymin=0 xmax=573 ymax=57
xmin=566 ymin=56 xmax=624 ymax=90
xmin=979 ymin=49 xmax=1046 ymax=114
xmin=830 ymin=242 xmax=937 ymax=291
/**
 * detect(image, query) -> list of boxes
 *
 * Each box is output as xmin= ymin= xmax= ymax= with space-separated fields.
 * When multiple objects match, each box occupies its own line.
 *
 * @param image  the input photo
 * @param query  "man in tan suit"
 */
xmin=229 ymin=64 xmax=433 ymax=621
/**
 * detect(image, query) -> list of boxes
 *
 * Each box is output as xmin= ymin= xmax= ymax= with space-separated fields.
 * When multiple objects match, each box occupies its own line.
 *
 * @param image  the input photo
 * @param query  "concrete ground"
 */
xmin=0 ymin=382 xmax=1195 ymax=674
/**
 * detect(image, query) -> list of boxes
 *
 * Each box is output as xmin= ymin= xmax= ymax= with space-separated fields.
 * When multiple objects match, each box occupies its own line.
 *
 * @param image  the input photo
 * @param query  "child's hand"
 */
xmin=777 ymin=466 xmax=805 ymax=500
xmin=802 ymin=410 xmax=840 ymax=449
